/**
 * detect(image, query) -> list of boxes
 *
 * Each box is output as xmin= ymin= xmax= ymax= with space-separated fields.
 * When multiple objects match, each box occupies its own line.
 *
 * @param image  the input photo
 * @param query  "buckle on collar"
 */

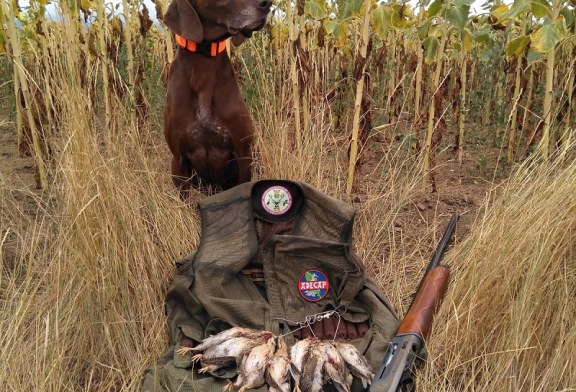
xmin=175 ymin=34 xmax=228 ymax=57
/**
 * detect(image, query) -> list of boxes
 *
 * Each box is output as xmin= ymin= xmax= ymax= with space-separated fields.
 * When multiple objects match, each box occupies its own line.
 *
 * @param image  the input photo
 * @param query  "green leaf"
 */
xmin=338 ymin=0 xmax=363 ymax=19
xmin=324 ymin=19 xmax=339 ymax=35
xmin=304 ymin=0 xmax=326 ymax=20
xmin=324 ymin=19 xmax=339 ymax=37
xmin=560 ymin=7 xmax=575 ymax=30
xmin=477 ymin=47 xmax=494 ymax=62
xmin=324 ymin=19 xmax=349 ymax=48
xmin=427 ymin=0 xmax=444 ymax=18
xmin=474 ymin=26 xmax=493 ymax=43
xmin=371 ymin=5 xmax=391 ymax=39
xmin=423 ymin=36 xmax=439 ymax=64
xmin=501 ymin=0 xmax=529 ymax=20
xmin=490 ymin=4 xmax=510 ymax=20
xmin=390 ymin=4 xmax=414 ymax=28
xmin=506 ymin=35 xmax=531 ymax=56
xmin=527 ymin=49 xmax=544 ymax=64
xmin=429 ymin=23 xmax=443 ymax=38
xmin=530 ymin=17 xmax=569 ymax=52
xmin=530 ymin=0 xmax=551 ymax=19
xmin=446 ymin=4 xmax=470 ymax=31
xmin=417 ymin=19 xmax=432 ymax=41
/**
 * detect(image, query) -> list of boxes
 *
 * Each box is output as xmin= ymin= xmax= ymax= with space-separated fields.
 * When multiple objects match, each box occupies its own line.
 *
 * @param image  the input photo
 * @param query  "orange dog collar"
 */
xmin=175 ymin=34 xmax=228 ymax=57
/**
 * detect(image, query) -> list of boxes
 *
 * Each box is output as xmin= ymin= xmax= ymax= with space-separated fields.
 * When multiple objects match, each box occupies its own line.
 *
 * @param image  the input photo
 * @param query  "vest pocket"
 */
xmin=163 ymin=359 xmax=234 ymax=392
xmin=269 ymin=236 xmax=365 ymax=325
xmin=174 ymin=320 xmax=238 ymax=380
xmin=351 ymin=323 xmax=375 ymax=355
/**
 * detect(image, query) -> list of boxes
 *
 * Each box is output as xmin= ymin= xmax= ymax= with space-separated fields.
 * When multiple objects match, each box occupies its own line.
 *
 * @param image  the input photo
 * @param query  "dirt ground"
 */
xmin=1 ymin=114 xmax=40 ymax=266
xmin=356 ymin=127 xmax=509 ymax=250
xmin=0 ymin=114 xmax=42 ymax=221
xmin=395 ymin=147 xmax=506 ymax=245
xmin=0 ymin=117 xmax=38 ymax=191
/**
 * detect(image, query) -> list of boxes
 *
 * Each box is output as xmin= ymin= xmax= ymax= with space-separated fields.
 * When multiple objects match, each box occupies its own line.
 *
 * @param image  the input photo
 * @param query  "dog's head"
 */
xmin=164 ymin=0 xmax=271 ymax=43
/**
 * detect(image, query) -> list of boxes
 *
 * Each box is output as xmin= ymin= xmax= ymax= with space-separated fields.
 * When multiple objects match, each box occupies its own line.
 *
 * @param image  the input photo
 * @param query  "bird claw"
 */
xmin=176 ymin=347 xmax=193 ymax=356
xmin=191 ymin=354 xmax=203 ymax=363
xmin=223 ymin=381 xmax=235 ymax=391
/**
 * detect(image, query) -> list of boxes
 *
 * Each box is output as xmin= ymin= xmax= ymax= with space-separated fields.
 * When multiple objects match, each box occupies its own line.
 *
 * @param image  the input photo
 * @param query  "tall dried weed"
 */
xmin=421 ymin=156 xmax=576 ymax=391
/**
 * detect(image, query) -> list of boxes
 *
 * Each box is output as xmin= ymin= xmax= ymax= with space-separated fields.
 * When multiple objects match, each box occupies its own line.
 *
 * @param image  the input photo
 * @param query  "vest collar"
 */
xmin=194 ymin=181 xmax=357 ymax=272
xmin=175 ymin=34 xmax=228 ymax=57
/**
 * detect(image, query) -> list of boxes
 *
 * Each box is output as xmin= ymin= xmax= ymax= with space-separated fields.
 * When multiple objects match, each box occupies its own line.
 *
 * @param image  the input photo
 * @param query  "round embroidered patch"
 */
xmin=261 ymin=185 xmax=292 ymax=216
xmin=298 ymin=270 xmax=330 ymax=302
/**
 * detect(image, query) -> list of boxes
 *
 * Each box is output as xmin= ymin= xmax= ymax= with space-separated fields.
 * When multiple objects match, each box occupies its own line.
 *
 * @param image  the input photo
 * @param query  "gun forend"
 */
xmin=397 ymin=265 xmax=450 ymax=339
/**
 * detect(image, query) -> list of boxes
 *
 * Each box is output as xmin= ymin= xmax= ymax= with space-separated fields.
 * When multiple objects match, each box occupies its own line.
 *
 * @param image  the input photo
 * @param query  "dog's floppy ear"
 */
xmin=163 ymin=0 xmax=203 ymax=43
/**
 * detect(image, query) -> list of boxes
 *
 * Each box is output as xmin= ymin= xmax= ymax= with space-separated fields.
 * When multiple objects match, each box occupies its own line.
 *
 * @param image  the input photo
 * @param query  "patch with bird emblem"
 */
xmin=298 ymin=270 xmax=330 ymax=302
xmin=261 ymin=185 xmax=292 ymax=216
xmin=252 ymin=180 xmax=303 ymax=222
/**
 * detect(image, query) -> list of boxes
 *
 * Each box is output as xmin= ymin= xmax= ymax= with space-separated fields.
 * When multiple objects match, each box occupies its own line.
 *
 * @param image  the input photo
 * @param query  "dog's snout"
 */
xmin=258 ymin=0 xmax=272 ymax=11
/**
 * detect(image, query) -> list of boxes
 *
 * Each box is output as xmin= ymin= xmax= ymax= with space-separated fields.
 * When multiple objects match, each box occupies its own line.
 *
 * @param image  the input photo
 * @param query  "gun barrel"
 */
xmin=427 ymin=213 xmax=459 ymax=273
xmin=397 ymin=265 xmax=450 ymax=338
xmin=409 ymin=213 xmax=458 ymax=307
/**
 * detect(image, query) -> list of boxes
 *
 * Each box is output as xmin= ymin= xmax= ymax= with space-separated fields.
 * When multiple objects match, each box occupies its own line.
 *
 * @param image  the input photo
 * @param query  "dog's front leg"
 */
xmin=171 ymin=154 xmax=192 ymax=195
xmin=237 ymin=155 xmax=252 ymax=184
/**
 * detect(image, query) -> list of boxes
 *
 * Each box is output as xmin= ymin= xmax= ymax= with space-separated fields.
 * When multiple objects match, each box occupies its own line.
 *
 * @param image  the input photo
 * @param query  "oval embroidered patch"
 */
xmin=298 ymin=270 xmax=330 ymax=302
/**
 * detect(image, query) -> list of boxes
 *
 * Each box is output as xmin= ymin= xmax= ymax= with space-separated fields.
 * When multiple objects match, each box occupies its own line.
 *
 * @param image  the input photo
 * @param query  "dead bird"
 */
xmin=289 ymin=337 xmax=315 ymax=389
xmin=321 ymin=342 xmax=352 ymax=392
xmin=298 ymin=341 xmax=325 ymax=392
xmin=176 ymin=327 xmax=270 ymax=356
xmin=192 ymin=333 xmax=274 ymax=374
xmin=332 ymin=341 xmax=374 ymax=389
xmin=265 ymin=336 xmax=292 ymax=392
xmin=225 ymin=336 xmax=277 ymax=392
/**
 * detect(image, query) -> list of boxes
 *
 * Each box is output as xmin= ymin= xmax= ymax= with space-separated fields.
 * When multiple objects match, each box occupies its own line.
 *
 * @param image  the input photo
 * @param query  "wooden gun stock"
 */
xmin=397 ymin=265 xmax=450 ymax=339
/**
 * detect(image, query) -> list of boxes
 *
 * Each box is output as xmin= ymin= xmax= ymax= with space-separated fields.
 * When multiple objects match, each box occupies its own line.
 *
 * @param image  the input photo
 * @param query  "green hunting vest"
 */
xmin=142 ymin=180 xmax=399 ymax=392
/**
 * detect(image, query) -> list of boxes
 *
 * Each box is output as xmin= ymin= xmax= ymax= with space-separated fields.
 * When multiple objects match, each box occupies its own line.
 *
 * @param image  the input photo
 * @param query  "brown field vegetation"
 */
xmin=1 ymin=0 xmax=575 ymax=391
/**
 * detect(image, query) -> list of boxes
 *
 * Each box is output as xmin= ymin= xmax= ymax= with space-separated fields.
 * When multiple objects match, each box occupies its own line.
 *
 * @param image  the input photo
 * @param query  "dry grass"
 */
xmin=1 ymin=21 xmax=575 ymax=392
xmin=421 ymin=157 xmax=576 ymax=391
xmin=1 ymin=26 xmax=199 ymax=390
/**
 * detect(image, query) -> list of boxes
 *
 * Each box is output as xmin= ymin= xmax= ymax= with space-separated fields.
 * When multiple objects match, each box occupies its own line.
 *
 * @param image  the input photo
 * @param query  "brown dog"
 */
xmin=163 ymin=0 xmax=271 ymax=193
